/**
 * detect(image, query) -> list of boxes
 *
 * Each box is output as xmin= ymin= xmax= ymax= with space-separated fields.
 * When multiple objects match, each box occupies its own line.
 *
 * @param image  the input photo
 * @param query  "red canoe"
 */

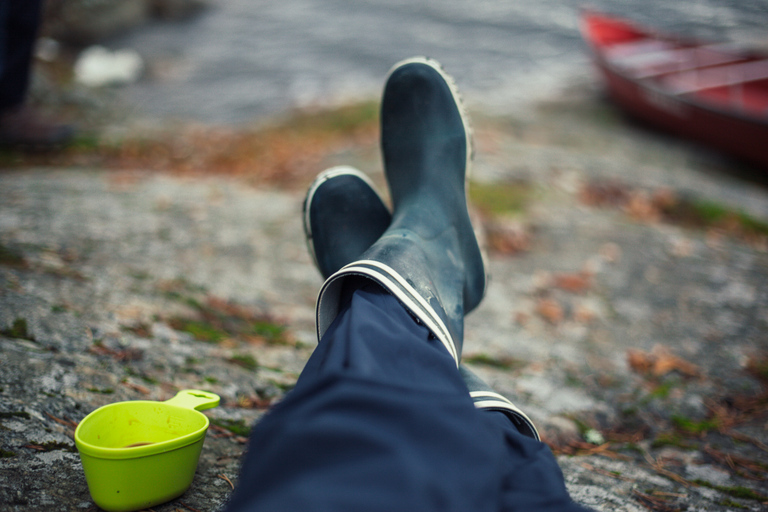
xmin=580 ymin=12 xmax=768 ymax=168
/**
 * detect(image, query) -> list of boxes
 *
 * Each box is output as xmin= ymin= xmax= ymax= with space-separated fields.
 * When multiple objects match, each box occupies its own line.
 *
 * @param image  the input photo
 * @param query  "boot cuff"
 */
xmin=317 ymin=260 xmax=459 ymax=365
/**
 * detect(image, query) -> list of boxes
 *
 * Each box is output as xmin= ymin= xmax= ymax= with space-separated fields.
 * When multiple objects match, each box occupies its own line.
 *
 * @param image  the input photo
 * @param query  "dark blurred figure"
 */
xmin=0 ymin=0 xmax=73 ymax=148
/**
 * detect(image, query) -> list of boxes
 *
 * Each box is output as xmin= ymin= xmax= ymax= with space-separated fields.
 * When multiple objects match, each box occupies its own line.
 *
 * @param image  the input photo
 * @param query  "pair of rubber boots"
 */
xmin=304 ymin=57 xmax=538 ymax=440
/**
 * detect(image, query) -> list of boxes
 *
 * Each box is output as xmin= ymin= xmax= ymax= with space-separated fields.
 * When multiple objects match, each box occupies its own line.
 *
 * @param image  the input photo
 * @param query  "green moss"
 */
xmin=203 ymin=376 xmax=219 ymax=384
xmin=718 ymin=499 xmax=748 ymax=509
xmin=229 ymin=354 xmax=258 ymax=371
xmin=0 ymin=449 xmax=16 ymax=458
xmin=664 ymin=197 xmax=768 ymax=236
xmin=469 ymin=181 xmax=531 ymax=217
xmin=566 ymin=415 xmax=591 ymax=436
xmin=649 ymin=380 xmax=675 ymax=399
xmin=286 ymin=101 xmax=378 ymax=136
xmin=211 ymin=418 xmax=251 ymax=437
xmin=622 ymin=442 xmax=644 ymax=455
xmin=0 ymin=244 xmax=25 ymax=267
xmin=268 ymin=380 xmax=296 ymax=393
xmin=30 ymin=441 xmax=77 ymax=453
xmin=651 ymin=432 xmax=696 ymax=450
xmin=251 ymin=321 xmax=288 ymax=344
xmin=1 ymin=318 xmax=34 ymax=341
xmin=123 ymin=367 xmax=158 ymax=385
xmin=736 ymin=211 xmax=768 ymax=235
xmin=671 ymin=415 xmax=719 ymax=435
xmin=463 ymin=353 xmax=525 ymax=370
xmin=87 ymin=387 xmax=115 ymax=394
xmin=171 ymin=319 xmax=229 ymax=343
xmin=69 ymin=133 xmax=101 ymax=151
xmin=693 ymin=480 xmax=767 ymax=501
xmin=0 ymin=411 xmax=30 ymax=420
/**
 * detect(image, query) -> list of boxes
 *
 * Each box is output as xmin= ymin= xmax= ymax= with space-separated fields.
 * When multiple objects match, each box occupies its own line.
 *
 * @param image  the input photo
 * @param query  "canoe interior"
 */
xmin=582 ymin=13 xmax=768 ymax=118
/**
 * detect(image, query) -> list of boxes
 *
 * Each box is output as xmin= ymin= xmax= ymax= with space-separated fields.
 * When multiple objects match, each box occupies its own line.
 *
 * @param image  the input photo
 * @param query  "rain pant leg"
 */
xmin=225 ymin=285 xmax=589 ymax=512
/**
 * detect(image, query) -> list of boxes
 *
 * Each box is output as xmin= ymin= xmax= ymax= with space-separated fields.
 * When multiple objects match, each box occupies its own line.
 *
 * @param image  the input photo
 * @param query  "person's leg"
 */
xmin=298 ymin=125 xmax=589 ymax=512
xmin=226 ymin=285 xmax=508 ymax=512
xmin=480 ymin=411 xmax=591 ymax=512
xmin=0 ymin=0 xmax=43 ymax=110
xmin=317 ymin=57 xmax=486 ymax=364
xmin=0 ymin=0 xmax=74 ymax=147
xmin=227 ymin=58 xmax=591 ymax=512
xmin=304 ymin=166 xmax=539 ymax=440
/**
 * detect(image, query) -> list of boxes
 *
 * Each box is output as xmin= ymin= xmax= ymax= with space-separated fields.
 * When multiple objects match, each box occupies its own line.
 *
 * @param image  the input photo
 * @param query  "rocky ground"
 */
xmin=2 ymin=10 xmax=768 ymax=510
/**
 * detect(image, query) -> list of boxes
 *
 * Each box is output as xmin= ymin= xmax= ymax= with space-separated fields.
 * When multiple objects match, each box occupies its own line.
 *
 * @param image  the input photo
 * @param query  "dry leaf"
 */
xmin=553 ymin=272 xmax=592 ymax=294
xmin=627 ymin=346 xmax=699 ymax=378
xmin=486 ymin=221 xmax=531 ymax=255
xmin=573 ymin=304 xmax=596 ymax=324
xmin=625 ymin=191 xmax=661 ymax=223
xmin=627 ymin=348 xmax=654 ymax=375
xmin=536 ymin=298 xmax=564 ymax=324
xmin=599 ymin=242 xmax=622 ymax=263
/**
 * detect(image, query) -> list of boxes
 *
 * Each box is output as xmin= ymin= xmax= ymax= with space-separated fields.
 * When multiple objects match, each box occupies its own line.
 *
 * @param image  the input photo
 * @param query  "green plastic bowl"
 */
xmin=75 ymin=389 xmax=220 ymax=512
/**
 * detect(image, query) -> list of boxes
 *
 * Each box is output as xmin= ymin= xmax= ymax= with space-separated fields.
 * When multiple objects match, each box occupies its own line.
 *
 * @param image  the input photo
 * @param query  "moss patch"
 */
xmin=0 ymin=411 xmax=30 ymax=420
xmin=463 ymin=353 xmax=526 ymax=371
xmin=1 ymin=318 xmax=34 ymax=341
xmin=28 ymin=441 xmax=77 ymax=453
xmin=0 ymin=244 xmax=26 ymax=267
xmin=170 ymin=318 xmax=229 ymax=344
xmin=228 ymin=354 xmax=258 ymax=371
xmin=166 ymin=285 xmax=292 ymax=347
xmin=210 ymin=418 xmax=251 ymax=437
xmin=693 ymin=480 xmax=767 ymax=502
xmin=3 ymin=102 xmax=379 ymax=190
xmin=469 ymin=181 xmax=531 ymax=217
xmin=671 ymin=415 xmax=720 ymax=435
xmin=87 ymin=387 xmax=115 ymax=394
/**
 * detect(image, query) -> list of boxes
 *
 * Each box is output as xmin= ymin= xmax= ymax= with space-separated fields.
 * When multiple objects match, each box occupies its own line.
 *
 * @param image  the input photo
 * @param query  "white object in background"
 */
xmin=74 ymin=45 xmax=144 ymax=87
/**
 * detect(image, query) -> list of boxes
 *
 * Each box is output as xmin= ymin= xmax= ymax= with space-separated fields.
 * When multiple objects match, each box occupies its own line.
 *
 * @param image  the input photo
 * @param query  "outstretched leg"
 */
xmin=227 ymin=58 xmax=591 ymax=512
xmin=226 ymin=284 xmax=508 ymax=511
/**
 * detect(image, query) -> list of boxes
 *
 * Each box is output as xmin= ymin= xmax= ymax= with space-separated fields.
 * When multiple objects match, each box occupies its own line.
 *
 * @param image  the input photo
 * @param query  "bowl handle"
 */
xmin=164 ymin=389 xmax=221 ymax=411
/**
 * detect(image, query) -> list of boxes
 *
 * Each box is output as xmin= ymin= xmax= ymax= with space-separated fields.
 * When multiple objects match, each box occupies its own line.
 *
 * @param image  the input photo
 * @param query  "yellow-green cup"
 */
xmin=75 ymin=389 xmax=220 ymax=512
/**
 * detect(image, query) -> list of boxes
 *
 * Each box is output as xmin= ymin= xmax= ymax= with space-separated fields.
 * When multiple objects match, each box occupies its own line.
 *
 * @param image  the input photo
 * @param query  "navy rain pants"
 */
xmin=225 ymin=285 xmax=589 ymax=512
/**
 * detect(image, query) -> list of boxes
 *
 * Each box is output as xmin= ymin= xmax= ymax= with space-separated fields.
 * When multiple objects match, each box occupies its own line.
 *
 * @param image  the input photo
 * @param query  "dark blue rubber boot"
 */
xmin=317 ymin=57 xmax=487 ymax=366
xmin=303 ymin=166 xmax=391 ymax=278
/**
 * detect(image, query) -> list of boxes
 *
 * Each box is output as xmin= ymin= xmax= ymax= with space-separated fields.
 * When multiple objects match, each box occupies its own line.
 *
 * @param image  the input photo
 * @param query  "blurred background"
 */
xmin=40 ymin=0 xmax=768 ymax=126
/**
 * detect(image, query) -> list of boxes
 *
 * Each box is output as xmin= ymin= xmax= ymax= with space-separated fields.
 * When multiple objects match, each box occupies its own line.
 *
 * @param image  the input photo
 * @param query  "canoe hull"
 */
xmin=582 ymin=13 xmax=768 ymax=169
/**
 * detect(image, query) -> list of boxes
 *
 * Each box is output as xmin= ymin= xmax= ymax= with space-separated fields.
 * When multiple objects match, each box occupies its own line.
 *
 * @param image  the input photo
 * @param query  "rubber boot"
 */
xmin=303 ymin=166 xmax=391 ymax=278
xmin=316 ymin=57 xmax=486 ymax=365
xmin=304 ymin=163 xmax=538 ymax=439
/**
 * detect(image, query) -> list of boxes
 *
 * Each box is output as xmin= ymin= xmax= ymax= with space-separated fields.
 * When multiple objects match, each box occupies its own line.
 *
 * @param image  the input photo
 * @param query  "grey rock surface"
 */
xmin=2 ymin=90 xmax=768 ymax=511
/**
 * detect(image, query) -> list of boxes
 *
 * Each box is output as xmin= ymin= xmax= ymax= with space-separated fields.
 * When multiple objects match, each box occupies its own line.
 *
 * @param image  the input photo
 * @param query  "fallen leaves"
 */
xmin=580 ymin=179 xmax=768 ymax=249
xmin=122 ymin=380 xmax=151 ymax=395
xmin=528 ymin=270 xmax=598 ymax=325
xmin=535 ymin=298 xmax=564 ymax=324
xmin=5 ymin=102 xmax=380 ymax=190
xmin=88 ymin=343 xmax=144 ymax=362
xmin=485 ymin=221 xmax=532 ymax=255
xmin=627 ymin=345 xmax=700 ymax=378
xmin=217 ymin=474 xmax=235 ymax=490
xmin=552 ymin=272 xmax=592 ymax=294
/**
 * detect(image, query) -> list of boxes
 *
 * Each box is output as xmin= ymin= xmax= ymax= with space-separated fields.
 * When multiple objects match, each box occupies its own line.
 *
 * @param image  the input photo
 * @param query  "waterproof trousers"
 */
xmin=225 ymin=285 xmax=589 ymax=512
